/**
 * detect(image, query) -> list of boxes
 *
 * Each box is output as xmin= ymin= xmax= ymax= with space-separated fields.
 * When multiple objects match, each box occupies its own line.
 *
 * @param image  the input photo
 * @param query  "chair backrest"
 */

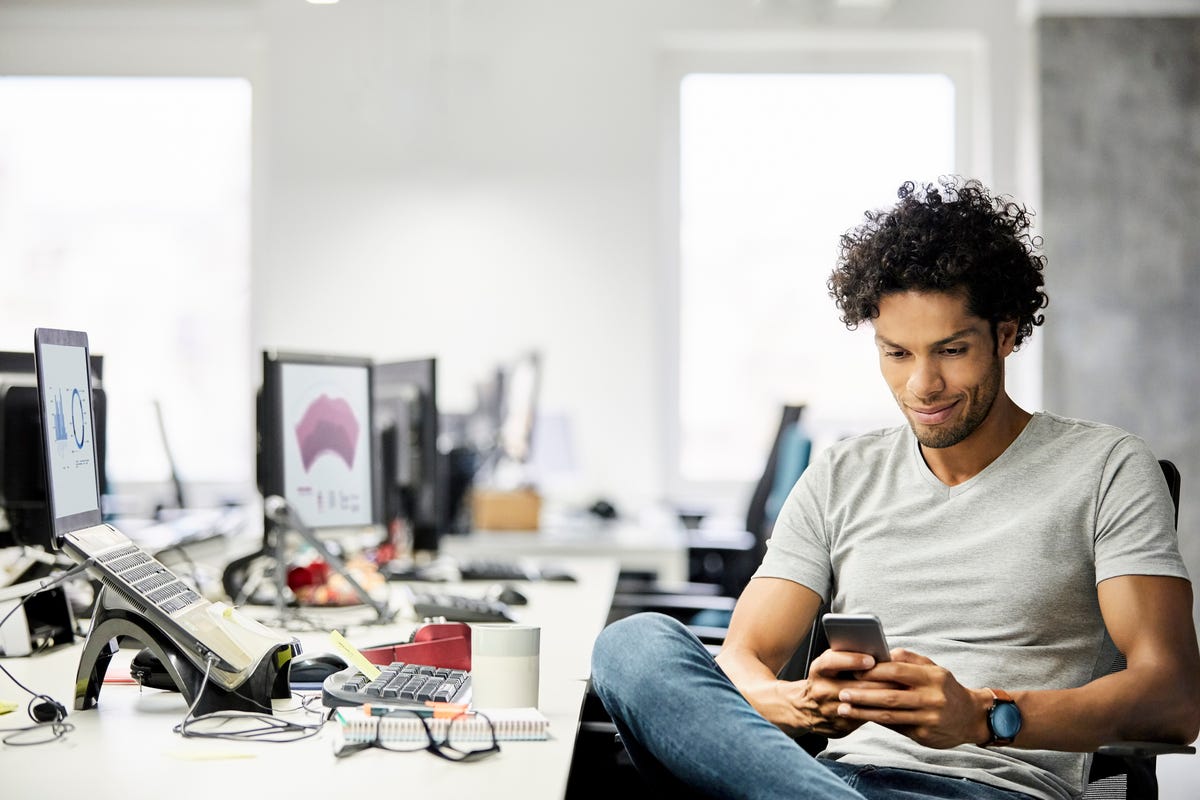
xmin=1160 ymin=458 xmax=1181 ymax=528
xmin=745 ymin=405 xmax=807 ymax=540
xmin=717 ymin=404 xmax=811 ymax=597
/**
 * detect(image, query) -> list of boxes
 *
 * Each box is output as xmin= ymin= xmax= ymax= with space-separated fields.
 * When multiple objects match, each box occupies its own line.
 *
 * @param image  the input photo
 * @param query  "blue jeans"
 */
xmin=590 ymin=613 xmax=1032 ymax=800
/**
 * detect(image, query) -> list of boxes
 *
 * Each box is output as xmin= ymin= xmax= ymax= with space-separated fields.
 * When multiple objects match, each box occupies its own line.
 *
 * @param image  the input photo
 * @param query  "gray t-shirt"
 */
xmin=755 ymin=411 xmax=1187 ymax=800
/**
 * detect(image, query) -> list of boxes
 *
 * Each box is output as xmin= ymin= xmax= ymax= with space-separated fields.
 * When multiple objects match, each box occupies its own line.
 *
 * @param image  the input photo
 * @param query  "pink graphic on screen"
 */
xmin=294 ymin=394 xmax=360 ymax=471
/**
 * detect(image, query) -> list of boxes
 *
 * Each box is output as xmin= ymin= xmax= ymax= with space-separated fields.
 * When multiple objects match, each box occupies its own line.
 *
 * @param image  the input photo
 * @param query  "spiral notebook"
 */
xmin=337 ymin=707 xmax=550 ymax=743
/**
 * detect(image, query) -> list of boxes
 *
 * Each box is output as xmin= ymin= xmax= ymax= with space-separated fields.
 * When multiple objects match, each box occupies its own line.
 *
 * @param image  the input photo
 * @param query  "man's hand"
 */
xmin=831 ymin=649 xmax=992 ymax=749
xmin=794 ymin=648 xmax=906 ymax=738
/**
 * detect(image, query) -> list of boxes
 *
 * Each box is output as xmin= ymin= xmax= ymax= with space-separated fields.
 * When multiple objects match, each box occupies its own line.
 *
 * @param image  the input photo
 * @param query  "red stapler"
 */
xmin=360 ymin=622 xmax=472 ymax=671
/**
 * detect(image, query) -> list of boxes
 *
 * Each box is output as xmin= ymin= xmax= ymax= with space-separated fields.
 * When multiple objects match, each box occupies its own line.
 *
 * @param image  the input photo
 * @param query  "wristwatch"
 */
xmin=984 ymin=688 xmax=1022 ymax=746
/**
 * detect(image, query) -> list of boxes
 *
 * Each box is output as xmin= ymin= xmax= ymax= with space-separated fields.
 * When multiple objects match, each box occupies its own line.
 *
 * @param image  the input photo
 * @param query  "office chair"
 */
xmin=572 ymin=460 xmax=1194 ymax=800
xmin=606 ymin=404 xmax=812 ymax=643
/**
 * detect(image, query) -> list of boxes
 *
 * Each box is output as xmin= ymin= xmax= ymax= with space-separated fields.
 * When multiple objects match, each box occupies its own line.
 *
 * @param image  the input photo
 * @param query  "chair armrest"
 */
xmin=1095 ymin=741 xmax=1197 ymax=757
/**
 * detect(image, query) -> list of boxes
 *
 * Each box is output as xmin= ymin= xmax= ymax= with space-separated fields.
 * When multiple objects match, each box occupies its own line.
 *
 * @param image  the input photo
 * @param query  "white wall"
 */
xmin=252 ymin=0 xmax=1043 ymax=513
xmin=1 ymin=0 xmax=1039 ymax=512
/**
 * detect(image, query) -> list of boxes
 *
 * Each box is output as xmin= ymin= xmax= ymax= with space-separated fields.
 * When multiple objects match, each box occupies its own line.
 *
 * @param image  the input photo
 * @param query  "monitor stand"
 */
xmin=74 ymin=585 xmax=296 ymax=717
xmin=220 ymin=501 xmax=392 ymax=625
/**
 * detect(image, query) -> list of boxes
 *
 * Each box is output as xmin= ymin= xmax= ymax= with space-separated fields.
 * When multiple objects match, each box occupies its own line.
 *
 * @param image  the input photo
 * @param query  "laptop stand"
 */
xmin=74 ymin=585 xmax=297 ymax=717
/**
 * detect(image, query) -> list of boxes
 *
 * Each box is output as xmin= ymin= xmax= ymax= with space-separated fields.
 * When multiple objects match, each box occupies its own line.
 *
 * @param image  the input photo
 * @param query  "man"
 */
xmin=590 ymin=177 xmax=1200 ymax=800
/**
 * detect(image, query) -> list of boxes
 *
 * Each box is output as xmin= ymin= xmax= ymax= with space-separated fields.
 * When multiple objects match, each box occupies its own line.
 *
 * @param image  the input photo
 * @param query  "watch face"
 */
xmin=991 ymin=701 xmax=1022 ymax=740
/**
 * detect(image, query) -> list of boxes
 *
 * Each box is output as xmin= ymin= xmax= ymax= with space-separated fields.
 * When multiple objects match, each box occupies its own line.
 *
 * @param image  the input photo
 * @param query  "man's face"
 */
xmin=873 ymin=290 xmax=1016 ymax=450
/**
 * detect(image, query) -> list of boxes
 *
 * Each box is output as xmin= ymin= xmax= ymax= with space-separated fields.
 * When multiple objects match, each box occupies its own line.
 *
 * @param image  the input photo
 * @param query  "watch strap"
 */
xmin=984 ymin=687 xmax=1018 ymax=746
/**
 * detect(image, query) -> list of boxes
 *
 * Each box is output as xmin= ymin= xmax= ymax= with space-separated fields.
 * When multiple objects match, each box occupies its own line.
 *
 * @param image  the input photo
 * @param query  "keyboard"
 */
xmin=321 ymin=662 xmax=471 ymax=710
xmin=456 ymin=558 xmax=576 ymax=582
xmin=409 ymin=590 xmax=517 ymax=623
xmin=383 ymin=558 xmax=577 ymax=584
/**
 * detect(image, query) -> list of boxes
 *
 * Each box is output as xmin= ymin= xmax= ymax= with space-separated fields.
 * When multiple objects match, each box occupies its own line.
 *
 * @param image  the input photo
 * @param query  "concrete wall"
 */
xmin=1039 ymin=16 xmax=1200 ymax=628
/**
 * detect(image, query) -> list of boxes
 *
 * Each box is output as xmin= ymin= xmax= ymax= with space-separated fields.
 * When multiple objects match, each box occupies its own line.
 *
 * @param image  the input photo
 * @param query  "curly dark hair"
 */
xmin=827 ymin=176 xmax=1048 ymax=349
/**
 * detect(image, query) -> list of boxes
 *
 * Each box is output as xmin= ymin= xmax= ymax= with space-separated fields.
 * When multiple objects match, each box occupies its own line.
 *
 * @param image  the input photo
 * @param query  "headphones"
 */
xmin=31 ymin=698 xmax=68 ymax=724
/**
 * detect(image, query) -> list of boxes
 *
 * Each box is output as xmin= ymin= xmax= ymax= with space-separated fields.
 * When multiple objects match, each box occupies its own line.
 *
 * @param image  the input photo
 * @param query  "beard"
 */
xmin=905 ymin=356 xmax=1003 ymax=450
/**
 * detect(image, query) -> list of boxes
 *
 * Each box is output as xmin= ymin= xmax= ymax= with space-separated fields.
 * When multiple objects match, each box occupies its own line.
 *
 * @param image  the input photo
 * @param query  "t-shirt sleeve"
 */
xmin=753 ymin=446 xmax=834 ymax=601
xmin=1093 ymin=437 xmax=1189 ymax=584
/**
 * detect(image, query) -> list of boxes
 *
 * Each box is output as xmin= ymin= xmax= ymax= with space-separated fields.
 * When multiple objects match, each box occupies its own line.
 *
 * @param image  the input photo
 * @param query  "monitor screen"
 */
xmin=259 ymin=351 xmax=377 ymax=530
xmin=373 ymin=357 xmax=439 ymax=554
xmin=32 ymin=329 xmax=105 ymax=548
xmin=1 ymin=347 xmax=105 ymax=551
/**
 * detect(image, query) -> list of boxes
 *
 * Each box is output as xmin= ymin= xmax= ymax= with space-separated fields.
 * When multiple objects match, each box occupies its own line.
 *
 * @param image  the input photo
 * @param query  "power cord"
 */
xmin=0 ymin=558 xmax=95 ymax=633
xmin=171 ymin=653 xmax=324 ymax=743
xmin=0 ymin=559 xmax=94 ymax=745
xmin=0 ymin=659 xmax=74 ymax=745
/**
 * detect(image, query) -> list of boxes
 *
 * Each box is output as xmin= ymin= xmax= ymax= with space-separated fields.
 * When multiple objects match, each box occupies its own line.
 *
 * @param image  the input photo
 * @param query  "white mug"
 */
xmin=470 ymin=624 xmax=540 ymax=709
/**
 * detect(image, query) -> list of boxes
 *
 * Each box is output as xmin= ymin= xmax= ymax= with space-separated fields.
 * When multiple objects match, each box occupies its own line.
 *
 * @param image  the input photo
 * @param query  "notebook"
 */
xmin=335 ymin=706 xmax=550 ymax=743
xmin=33 ymin=327 xmax=292 ymax=691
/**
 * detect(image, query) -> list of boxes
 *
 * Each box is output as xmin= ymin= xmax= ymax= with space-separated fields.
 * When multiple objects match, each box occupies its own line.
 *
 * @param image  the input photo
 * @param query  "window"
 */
xmin=664 ymin=40 xmax=980 ymax=505
xmin=0 ymin=77 xmax=253 ymax=504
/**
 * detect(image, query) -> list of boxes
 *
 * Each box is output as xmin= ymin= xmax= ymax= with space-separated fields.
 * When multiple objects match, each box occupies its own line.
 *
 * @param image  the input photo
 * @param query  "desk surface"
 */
xmin=442 ymin=521 xmax=690 ymax=584
xmin=1 ymin=556 xmax=618 ymax=800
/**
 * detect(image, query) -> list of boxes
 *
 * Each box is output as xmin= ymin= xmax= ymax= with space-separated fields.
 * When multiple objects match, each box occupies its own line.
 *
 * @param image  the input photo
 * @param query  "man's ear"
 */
xmin=996 ymin=319 xmax=1018 ymax=357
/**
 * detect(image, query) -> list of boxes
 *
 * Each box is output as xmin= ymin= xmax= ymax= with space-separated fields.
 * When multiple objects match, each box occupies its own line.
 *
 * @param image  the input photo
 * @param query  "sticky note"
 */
xmin=330 ymin=630 xmax=381 ymax=681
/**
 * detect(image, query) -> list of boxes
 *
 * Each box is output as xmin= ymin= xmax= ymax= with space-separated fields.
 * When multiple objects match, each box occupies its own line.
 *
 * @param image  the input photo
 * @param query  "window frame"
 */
xmin=658 ymin=31 xmax=990 ymax=510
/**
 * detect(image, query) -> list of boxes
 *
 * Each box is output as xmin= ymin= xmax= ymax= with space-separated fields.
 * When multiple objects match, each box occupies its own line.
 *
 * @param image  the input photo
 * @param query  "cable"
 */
xmin=0 ymin=660 xmax=75 ymax=745
xmin=0 ymin=718 xmax=75 ymax=746
xmin=0 ymin=558 xmax=95 ymax=632
xmin=171 ymin=653 xmax=324 ymax=744
xmin=0 ymin=559 xmax=95 ymax=745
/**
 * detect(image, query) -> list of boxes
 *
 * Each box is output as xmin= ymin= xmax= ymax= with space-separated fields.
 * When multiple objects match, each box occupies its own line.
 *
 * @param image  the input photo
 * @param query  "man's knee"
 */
xmin=592 ymin=612 xmax=688 ymax=683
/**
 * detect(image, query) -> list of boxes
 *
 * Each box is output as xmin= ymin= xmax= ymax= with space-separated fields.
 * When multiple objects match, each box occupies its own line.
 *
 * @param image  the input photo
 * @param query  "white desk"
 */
xmin=1 ymin=556 xmax=618 ymax=800
xmin=441 ymin=520 xmax=690 ymax=584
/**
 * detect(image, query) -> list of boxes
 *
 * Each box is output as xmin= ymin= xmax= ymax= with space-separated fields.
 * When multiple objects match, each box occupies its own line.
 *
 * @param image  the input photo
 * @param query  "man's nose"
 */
xmin=907 ymin=358 xmax=945 ymax=400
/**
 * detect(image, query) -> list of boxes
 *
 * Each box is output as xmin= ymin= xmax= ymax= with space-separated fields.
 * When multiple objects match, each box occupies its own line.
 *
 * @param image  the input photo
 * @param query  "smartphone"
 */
xmin=821 ymin=613 xmax=892 ymax=663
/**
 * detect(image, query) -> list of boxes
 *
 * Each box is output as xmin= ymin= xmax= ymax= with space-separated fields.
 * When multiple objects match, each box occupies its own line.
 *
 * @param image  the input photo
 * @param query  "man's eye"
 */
xmin=883 ymin=350 xmax=907 ymax=359
xmin=941 ymin=347 xmax=966 ymax=356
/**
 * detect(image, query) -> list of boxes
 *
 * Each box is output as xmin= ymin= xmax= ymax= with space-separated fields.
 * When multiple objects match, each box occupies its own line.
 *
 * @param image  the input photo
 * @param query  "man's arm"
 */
xmin=834 ymin=574 xmax=1200 ymax=751
xmin=1008 ymin=574 xmax=1200 ymax=750
xmin=715 ymin=577 xmax=884 ymax=737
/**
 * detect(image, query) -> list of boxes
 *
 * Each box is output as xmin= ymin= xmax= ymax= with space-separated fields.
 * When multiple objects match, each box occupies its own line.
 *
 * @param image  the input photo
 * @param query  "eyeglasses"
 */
xmin=334 ymin=708 xmax=501 ymax=763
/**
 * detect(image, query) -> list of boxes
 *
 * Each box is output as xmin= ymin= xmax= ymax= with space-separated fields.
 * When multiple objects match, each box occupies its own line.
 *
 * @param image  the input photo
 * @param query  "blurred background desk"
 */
xmin=439 ymin=522 xmax=690 ymax=585
xmin=1 ymin=555 xmax=618 ymax=800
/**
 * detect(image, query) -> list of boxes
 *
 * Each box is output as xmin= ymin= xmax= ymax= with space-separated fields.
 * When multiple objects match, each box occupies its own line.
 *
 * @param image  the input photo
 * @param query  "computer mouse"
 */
xmin=130 ymin=648 xmax=180 ymax=692
xmin=588 ymin=499 xmax=617 ymax=520
xmin=289 ymin=652 xmax=350 ymax=684
xmin=487 ymin=584 xmax=528 ymax=606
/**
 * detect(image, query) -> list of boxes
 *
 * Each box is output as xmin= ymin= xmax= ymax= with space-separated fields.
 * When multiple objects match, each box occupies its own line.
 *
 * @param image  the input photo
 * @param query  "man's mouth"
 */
xmin=908 ymin=401 xmax=959 ymax=425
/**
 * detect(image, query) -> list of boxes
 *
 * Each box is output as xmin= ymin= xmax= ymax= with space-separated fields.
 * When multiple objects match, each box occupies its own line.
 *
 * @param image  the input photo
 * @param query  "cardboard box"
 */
xmin=471 ymin=488 xmax=542 ymax=531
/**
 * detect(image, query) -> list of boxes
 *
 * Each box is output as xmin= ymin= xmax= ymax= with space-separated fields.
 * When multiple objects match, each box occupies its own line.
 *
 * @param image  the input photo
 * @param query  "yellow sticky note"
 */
xmin=330 ymin=630 xmax=381 ymax=681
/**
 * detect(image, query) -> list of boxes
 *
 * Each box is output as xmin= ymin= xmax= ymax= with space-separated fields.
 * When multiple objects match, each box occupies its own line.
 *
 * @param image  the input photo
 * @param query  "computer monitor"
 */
xmin=0 ymin=350 xmax=106 ymax=551
xmin=257 ymin=350 xmax=378 ymax=530
xmin=372 ymin=357 xmax=439 ymax=555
